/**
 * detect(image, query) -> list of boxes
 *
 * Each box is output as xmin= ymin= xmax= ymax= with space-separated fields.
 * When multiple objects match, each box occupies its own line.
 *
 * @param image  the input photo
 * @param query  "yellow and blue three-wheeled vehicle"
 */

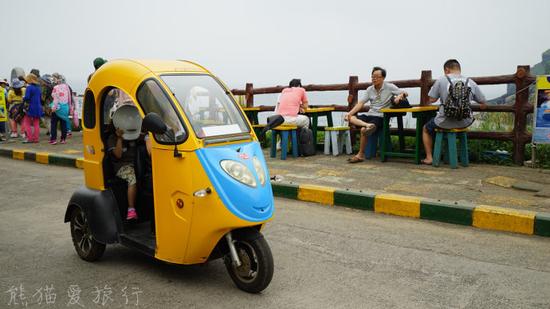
xmin=64 ymin=59 xmax=274 ymax=293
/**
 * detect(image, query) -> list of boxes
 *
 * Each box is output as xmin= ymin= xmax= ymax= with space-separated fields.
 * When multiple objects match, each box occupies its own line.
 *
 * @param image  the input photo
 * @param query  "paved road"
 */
xmin=1 ymin=158 xmax=549 ymax=309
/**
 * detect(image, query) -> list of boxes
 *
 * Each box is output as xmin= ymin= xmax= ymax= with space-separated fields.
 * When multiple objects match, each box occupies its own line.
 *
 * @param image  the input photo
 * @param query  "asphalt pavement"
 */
xmin=1 ymin=158 xmax=549 ymax=308
xmin=1 ymin=130 xmax=549 ymax=213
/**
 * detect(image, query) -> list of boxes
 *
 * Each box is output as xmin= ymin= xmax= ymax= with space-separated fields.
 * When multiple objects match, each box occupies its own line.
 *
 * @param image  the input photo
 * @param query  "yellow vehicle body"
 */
xmin=82 ymin=59 xmax=267 ymax=264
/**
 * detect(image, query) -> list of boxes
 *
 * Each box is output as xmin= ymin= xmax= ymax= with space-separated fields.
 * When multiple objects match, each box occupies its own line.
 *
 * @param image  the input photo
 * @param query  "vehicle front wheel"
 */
xmin=224 ymin=230 xmax=274 ymax=293
xmin=70 ymin=207 xmax=105 ymax=262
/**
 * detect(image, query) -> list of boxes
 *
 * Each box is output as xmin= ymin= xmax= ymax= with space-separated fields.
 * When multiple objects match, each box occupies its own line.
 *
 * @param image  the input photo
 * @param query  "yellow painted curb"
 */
xmin=374 ymin=194 xmax=421 ymax=218
xmin=12 ymin=149 xmax=25 ymax=160
xmin=35 ymin=152 xmax=49 ymax=164
xmin=75 ymin=158 xmax=84 ymax=169
xmin=473 ymin=205 xmax=535 ymax=235
xmin=298 ymin=184 xmax=335 ymax=206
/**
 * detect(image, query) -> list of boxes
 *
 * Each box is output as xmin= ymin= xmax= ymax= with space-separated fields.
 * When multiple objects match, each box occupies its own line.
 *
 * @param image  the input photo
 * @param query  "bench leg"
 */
xmin=331 ymin=131 xmax=339 ymax=156
xmin=280 ymin=131 xmax=289 ymax=160
xmin=397 ymin=116 xmax=405 ymax=152
xmin=337 ymin=132 xmax=345 ymax=155
xmin=344 ymin=130 xmax=352 ymax=154
xmin=447 ymin=133 xmax=458 ymax=169
xmin=324 ymin=131 xmax=331 ymax=155
xmin=291 ymin=130 xmax=299 ymax=158
xmin=459 ymin=132 xmax=469 ymax=167
xmin=432 ymin=132 xmax=443 ymax=167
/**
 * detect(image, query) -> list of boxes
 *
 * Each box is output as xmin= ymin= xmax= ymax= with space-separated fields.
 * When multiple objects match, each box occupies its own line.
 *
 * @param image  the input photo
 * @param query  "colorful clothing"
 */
xmin=22 ymin=84 xmax=43 ymax=118
xmin=52 ymin=83 xmax=71 ymax=110
xmin=0 ymin=90 xmax=7 ymax=122
xmin=8 ymin=88 xmax=26 ymax=105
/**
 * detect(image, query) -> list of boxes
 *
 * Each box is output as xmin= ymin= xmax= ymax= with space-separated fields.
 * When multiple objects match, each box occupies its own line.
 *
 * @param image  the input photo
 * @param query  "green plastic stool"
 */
xmin=432 ymin=128 xmax=469 ymax=168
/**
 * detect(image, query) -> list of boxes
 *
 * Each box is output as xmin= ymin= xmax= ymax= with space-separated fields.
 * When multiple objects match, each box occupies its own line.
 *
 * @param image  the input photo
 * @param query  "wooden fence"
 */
xmin=231 ymin=66 xmax=534 ymax=165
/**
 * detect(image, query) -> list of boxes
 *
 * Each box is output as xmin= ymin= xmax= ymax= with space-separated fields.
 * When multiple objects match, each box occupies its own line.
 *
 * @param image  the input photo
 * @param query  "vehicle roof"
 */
xmin=127 ymin=59 xmax=210 ymax=74
xmin=88 ymin=59 xmax=212 ymax=95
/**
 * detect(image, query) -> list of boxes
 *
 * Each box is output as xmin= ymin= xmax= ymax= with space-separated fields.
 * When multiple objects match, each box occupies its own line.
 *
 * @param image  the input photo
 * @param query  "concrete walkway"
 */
xmin=1 ymin=129 xmax=549 ymax=237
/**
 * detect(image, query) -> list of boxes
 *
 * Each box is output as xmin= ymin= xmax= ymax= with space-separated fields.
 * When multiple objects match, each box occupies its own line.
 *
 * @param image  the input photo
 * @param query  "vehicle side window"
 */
xmin=83 ymin=90 xmax=95 ymax=129
xmin=103 ymin=88 xmax=135 ymax=126
xmin=137 ymin=80 xmax=186 ymax=143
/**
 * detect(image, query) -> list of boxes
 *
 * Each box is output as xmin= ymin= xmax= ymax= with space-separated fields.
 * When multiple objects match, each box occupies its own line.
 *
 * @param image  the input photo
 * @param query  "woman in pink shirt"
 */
xmin=275 ymin=79 xmax=309 ymax=128
xmin=49 ymin=73 xmax=71 ymax=144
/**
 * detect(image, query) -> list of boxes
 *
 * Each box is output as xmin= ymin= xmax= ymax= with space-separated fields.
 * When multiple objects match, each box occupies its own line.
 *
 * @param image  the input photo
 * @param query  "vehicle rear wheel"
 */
xmin=70 ymin=207 xmax=105 ymax=261
xmin=224 ymin=230 xmax=274 ymax=293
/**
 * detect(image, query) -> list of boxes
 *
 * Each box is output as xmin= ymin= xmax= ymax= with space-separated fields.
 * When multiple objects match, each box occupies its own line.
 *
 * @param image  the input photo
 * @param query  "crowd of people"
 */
xmin=0 ymin=69 xmax=80 ymax=144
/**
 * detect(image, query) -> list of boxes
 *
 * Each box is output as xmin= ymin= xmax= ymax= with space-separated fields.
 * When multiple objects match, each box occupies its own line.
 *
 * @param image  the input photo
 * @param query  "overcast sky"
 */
xmin=2 ymin=0 xmax=549 ymax=97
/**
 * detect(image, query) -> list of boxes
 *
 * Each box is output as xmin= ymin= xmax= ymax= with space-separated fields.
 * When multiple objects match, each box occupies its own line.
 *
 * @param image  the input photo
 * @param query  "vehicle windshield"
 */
xmin=161 ymin=75 xmax=250 ymax=139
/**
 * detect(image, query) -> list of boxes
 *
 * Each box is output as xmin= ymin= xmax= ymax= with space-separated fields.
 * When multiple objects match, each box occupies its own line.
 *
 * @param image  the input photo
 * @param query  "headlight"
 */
xmin=252 ymin=156 xmax=266 ymax=186
xmin=220 ymin=160 xmax=257 ymax=187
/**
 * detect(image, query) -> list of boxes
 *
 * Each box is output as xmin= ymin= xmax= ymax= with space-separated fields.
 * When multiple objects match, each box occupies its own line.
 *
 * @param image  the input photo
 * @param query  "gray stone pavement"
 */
xmin=0 ymin=129 xmax=549 ymax=213
xmin=1 ymin=159 xmax=549 ymax=308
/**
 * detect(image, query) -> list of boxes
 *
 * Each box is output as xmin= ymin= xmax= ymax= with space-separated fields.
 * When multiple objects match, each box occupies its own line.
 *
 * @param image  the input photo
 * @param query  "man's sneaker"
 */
xmin=60 ymin=139 xmax=66 ymax=144
xmin=49 ymin=140 xmax=57 ymax=145
xmin=126 ymin=208 xmax=138 ymax=220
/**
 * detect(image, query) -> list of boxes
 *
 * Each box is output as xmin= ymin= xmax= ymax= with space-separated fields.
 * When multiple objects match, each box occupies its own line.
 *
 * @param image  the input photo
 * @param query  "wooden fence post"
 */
xmin=245 ymin=83 xmax=254 ymax=108
xmin=420 ymin=70 xmax=432 ymax=105
xmin=348 ymin=76 xmax=358 ymax=111
xmin=512 ymin=65 xmax=531 ymax=165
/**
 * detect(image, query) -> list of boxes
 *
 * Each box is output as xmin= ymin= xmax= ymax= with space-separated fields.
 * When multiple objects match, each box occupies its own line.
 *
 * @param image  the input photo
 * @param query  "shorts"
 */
xmin=424 ymin=117 xmax=438 ymax=136
xmin=116 ymin=164 xmax=137 ymax=186
xmin=356 ymin=114 xmax=383 ymax=129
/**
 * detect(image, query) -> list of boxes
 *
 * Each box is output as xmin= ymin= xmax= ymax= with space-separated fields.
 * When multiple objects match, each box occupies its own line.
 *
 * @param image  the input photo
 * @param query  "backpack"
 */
xmin=9 ymin=102 xmax=28 ymax=123
xmin=443 ymin=76 xmax=472 ymax=120
xmin=298 ymin=127 xmax=315 ymax=156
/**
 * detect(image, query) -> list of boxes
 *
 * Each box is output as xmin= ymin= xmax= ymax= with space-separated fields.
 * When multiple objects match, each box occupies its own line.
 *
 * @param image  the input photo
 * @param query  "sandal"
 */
xmin=348 ymin=156 xmax=364 ymax=163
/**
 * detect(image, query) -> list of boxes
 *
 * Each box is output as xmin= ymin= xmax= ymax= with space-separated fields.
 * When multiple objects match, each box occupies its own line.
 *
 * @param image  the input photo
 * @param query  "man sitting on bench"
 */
xmin=345 ymin=67 xmax=407 ymax=163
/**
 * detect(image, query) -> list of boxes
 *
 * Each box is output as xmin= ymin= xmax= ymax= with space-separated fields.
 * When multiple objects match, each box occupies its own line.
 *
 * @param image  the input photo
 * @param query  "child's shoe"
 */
xmin=10 ymin=132 xmax=18 ymax=138
xmin=126 ymin=208 xmax=138 ymax=220
xmin=49 ymin=140 xmax=57 ymax=145
xmin=60 ymin=139 xmax=66 ymax=144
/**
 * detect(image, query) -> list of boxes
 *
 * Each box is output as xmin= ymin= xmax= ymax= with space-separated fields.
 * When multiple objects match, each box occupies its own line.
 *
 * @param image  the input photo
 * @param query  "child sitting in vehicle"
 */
xmin=107 ymin=105 xmax=143 ymax=220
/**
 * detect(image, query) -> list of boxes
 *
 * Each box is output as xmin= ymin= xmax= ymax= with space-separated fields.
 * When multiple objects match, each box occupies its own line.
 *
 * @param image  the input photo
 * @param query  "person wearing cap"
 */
xmin=88 ymin=57 xmax=107 ymax=83
xmin=7 ymin=78 xmax=26 ymax=138
xmin=21 ymin=73 xmax=43 ymax=143
xmin=49 ymin=73 xmax=71 ymax=144
xmin=107 ymin=104 xmax=142 ymax=220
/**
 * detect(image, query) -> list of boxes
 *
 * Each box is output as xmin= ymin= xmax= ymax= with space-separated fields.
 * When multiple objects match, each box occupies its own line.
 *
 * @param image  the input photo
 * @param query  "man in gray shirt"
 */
xmin=345 ymin=67 xmax=407 ymax=163
xmin=422 ymin=59 xmax=488 ymax=164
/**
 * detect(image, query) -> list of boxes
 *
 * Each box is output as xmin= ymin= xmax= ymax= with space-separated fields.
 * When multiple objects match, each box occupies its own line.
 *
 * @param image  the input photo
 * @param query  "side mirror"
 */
xmin=142 ymin=113 xmax=167 ymax=135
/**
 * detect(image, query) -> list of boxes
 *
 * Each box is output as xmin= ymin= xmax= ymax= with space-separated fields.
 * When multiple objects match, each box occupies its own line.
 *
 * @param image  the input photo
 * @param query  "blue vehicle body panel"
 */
xmin=196 ymin=141 xmax=274 ymax=222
